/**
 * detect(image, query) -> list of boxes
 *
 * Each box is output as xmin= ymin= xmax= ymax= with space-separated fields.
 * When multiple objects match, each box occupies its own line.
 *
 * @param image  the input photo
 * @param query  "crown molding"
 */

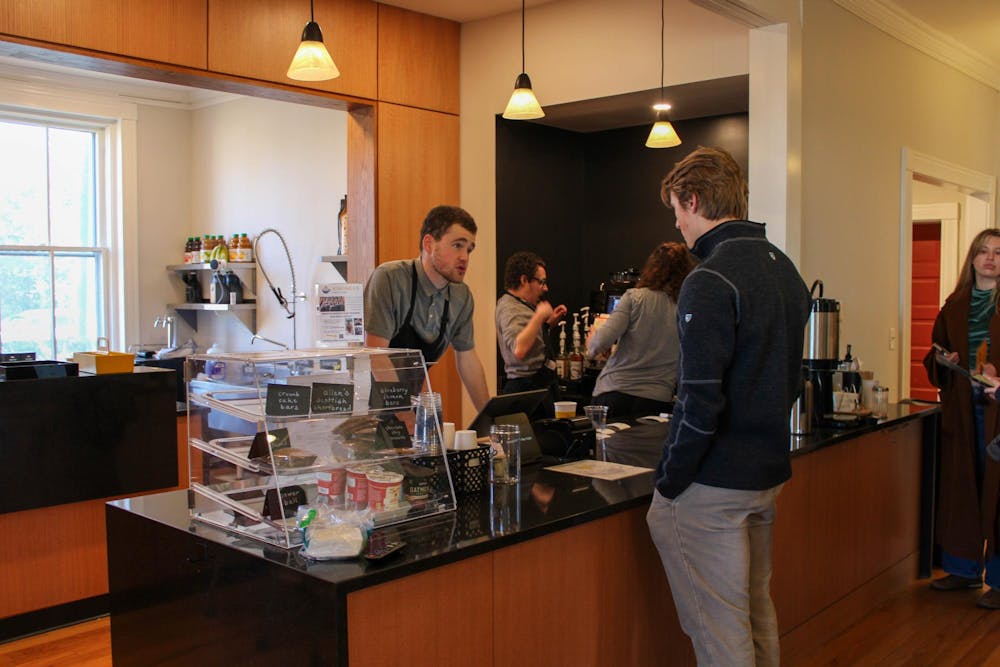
xmin=689 ymin=0 xmax=775 ymax=28
xmin=832 ymin=0 xmax=1000 ymax=92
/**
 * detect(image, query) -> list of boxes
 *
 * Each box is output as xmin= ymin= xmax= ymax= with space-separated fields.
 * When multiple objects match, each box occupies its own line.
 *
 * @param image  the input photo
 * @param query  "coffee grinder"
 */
xmin=803 ymin=279 xmax=840 ymax=425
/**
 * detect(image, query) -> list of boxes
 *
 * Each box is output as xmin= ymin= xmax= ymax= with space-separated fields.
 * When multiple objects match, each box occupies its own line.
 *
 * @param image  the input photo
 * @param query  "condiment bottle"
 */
xmin=239 ymin=233 xmax=253 ymax=262
xmin=228 ymin=234 xmax=240 ymax=261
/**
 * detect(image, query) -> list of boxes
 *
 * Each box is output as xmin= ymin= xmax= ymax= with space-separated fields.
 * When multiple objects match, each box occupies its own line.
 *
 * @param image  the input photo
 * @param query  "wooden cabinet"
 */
xmin=377 ymin=4 xmax=458 ymax=114
xmin=377 ymin=102 xmax=461 ymax=421
xmin=347 ymin=555 xmax=492 ymax=666
xmin=0 ymin=0 xmax=207 ymax=69
xmin=207 ymin=0 xmax=376 ymax=100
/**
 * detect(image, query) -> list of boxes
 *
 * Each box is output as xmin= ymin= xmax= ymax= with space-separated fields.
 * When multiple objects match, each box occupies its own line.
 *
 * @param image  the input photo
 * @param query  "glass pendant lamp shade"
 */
xmin=645 ymin=119 xmax=681 ymax=148
xmin=646 ymin=0 xmax=680 ymax=148
xmin=503 ymin=72 xmax=544 ymax=120
xmin=287 ymin=10 xmax=339 ymax=81
xmin=503 ymin=0 xmax=544 ymax=120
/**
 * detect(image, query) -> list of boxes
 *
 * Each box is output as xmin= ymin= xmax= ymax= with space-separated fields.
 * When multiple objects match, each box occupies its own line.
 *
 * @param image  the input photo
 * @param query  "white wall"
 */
xmin=187 ymin=97 xmax=348 ymax=353
xmin=798 ymin=1 xmax=999 ymax=391
xmin=135 ymin=96 xmax=348 ymax=354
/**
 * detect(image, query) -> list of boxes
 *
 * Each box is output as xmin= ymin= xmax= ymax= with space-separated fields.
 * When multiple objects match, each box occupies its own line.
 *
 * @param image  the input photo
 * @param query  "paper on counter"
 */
xmin=544 ymin=459 xmax=653 ymax=481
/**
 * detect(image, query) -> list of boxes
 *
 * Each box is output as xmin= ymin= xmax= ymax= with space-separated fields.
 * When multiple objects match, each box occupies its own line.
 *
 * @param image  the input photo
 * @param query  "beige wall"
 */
xmin=798 ymin=0 xmax=998 ymax=393
xmin=459 ymin=0 xmax=749 ymax=403
xmin=461 ymin=0 xmax=1000 ymax=408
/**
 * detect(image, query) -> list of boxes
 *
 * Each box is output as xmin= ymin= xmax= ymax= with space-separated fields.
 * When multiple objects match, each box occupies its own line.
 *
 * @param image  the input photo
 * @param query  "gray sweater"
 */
xmin=655 ymin=220 xmax=810 ymax=499
xmin=588 ymin=287 xmax=679 ymax=402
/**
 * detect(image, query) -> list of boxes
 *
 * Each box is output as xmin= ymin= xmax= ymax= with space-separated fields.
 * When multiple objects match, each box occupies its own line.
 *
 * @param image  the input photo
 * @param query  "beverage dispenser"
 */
xmin=803 ymin=280 xmax=839 ymax=424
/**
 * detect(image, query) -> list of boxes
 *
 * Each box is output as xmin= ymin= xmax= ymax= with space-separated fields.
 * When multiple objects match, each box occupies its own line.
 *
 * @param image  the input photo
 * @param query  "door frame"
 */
xmin=899 ymin=148 xmax=995 ymax=397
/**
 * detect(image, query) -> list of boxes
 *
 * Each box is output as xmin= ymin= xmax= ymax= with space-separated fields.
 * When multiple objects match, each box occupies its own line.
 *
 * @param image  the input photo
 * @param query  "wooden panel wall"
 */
xmin=347 ymin=553 xmax=492 ymax=666
xmin=377 ymin=4 xmax=459 ymax=114
xmin=772 ymin=420 xmax=923 ymax=634
xmin=207 ymin=0 xmax=377 ymax=100
xmin=0 ymin=0 xmax=207 ymax=68
xmin=377 ymin=102 xmax=463 ymax=421
xmin=0 ymin=415 xmax=190 ymax=619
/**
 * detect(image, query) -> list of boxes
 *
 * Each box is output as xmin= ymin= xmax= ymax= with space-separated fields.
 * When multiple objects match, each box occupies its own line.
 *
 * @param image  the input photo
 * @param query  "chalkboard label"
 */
xmin=261 ymin=485 xmax=307 ymax=520
xmin=265 ymin=383 xmax=311 ymax=416
xmin=369 ymin=381 xmax=411 ymax=410
xmin=375 ymin=415 xmax=412 ymax=450
xmin=310 ymin=382 xmax=353 ymax=414
xmin=248 ymin=427 xmax=291 ymax=460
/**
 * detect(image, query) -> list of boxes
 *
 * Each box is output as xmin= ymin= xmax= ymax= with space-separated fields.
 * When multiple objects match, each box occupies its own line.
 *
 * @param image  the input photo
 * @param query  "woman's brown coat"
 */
xmin=924 ymin=286 xmax=1000 ymax=560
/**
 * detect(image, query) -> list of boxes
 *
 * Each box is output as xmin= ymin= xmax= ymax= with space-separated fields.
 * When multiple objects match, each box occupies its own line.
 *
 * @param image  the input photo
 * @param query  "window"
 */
xmin=0 ymin=116 xmax=108 ymax=360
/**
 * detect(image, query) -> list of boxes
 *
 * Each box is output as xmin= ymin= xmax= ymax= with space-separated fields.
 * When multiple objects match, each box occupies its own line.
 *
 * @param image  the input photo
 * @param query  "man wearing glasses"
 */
xmin=495 ymin=251 xmax=567 ymax=417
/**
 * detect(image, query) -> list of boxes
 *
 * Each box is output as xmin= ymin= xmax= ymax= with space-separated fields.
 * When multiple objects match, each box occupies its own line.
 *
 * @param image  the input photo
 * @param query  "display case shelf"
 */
xmin=186 ymin=348 xmax=456 ymax=550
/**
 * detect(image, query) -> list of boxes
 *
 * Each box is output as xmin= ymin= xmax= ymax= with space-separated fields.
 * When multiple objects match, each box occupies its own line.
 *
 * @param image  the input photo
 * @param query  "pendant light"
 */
xmin=287 ymin=0 xmax=340 ymax=82
xmin=645 ymin=0 xmax=681 ymax=148
xmin=503 ymin=0 xmax=544 ymax=120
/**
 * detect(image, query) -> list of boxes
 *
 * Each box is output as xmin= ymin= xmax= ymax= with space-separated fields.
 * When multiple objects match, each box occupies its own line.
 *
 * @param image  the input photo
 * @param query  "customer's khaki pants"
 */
xmin=646 ymin=483 xmax=783 ymax=666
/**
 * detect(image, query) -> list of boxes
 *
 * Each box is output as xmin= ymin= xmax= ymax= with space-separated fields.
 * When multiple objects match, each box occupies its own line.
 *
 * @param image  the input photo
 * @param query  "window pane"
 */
xmin=54 ymin=254 xmax=100 ymax=359
xmin=0 ymin=252 xmax=54 ymax=359
xmin=49 ymin=128 xmax=96 ymax=247
xmin=0 ymin=121 xmax=48 ymax=246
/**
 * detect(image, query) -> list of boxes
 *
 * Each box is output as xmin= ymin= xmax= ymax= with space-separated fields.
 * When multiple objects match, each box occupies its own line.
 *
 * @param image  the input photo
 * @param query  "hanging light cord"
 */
xmin=520 ymin=0 xmax=526 ymax=74
xmin=658 ymin=0 xmax=665 ymax=106
xmin=310 ymin=0 xmax=315 ymax=22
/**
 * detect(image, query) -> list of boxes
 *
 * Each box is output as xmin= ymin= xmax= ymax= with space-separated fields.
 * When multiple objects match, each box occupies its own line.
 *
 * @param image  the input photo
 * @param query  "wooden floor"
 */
xmin=3 ymin=573 xmax=1000 ymax=666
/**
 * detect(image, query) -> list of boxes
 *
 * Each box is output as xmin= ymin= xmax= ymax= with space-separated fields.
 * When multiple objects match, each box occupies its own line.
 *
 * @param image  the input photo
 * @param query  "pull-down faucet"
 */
xmin=250 ymin=333 xmax=289 ymax=350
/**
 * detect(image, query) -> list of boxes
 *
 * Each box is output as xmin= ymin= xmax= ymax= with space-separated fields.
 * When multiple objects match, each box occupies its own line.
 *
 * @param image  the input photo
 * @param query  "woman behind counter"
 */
xmin=587 ymin=242 xmax=696 ymax=420
xmin=924 ymin=228 xmax=1000 ymax=609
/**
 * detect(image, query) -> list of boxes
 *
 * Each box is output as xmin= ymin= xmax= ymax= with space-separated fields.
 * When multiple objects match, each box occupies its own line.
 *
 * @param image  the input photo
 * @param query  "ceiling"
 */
xmin=383 ymin=0 xmax=1000 ymax=73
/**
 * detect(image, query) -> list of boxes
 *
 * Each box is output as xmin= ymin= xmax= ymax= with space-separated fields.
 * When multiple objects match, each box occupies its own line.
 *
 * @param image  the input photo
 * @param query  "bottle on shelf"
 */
xmin=191 ymin=236 xmax=201 ymax=263
xmin=183 ymin=237 xmax=192 ymax=263
xmin=337 ymin=196 xmax=348 ymax=256
xmin=228 ymin=234 xmax=240 ymax=261
xmin=239 ymin=233 xmax=253 ymax=262
xmin=199 ymin=234 xmax=212 ymax=263
xmin=569 ymin=313 xmax=584 ymax=380
xmin=555 ymin=321 xmax=568 ymax=380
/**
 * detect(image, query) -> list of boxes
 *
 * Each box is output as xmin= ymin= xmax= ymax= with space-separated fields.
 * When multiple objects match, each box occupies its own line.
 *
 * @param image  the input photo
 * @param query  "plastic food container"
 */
xmin=73 ymin=337 xmax=134 ymax=374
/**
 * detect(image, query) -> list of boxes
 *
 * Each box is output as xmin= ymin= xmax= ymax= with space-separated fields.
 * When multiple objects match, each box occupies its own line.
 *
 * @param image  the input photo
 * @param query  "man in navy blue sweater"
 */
xmin=646 ymin=147 xmax=810 ymax=666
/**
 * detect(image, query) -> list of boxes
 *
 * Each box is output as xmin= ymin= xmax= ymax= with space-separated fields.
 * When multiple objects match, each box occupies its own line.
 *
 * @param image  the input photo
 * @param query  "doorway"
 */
xmin=899 ymin=148 xmax=995 ymax=398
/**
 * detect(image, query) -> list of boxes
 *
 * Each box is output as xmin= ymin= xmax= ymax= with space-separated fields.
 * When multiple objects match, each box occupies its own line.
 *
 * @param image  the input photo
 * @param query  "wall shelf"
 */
xmin=167 ymin=263 xmax=258 ymax=332
xmin=320 ymin=255 xmax=348 ymax=281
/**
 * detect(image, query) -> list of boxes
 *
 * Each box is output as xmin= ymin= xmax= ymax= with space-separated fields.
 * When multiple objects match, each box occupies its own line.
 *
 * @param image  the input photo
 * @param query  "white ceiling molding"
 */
xmin=688 ymin=0 xmax=776 ymax=28
xmin=833 ymin=0 xmax=1000 ymax=92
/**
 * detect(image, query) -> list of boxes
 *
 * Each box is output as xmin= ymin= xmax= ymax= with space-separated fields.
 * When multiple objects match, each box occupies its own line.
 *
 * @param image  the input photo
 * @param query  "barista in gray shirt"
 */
xmin=587 ymin=242 xmax=696 ymax=419
xmin=364 ymin=205 xmax=489 ymax=411
xmin=496 ymin=252 xmax=567 ymax=415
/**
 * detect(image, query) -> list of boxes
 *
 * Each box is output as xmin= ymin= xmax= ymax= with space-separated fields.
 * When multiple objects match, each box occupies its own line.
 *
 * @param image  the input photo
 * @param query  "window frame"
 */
xmin=0 ymin=77 xmax=139 ymax=353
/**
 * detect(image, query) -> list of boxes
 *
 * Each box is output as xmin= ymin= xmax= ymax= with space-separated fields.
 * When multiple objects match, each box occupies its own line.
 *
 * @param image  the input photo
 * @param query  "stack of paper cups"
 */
xmin=442 ymin=422 xmax=456 ymax=450
xmin=454 ymin=429 xmax=478 ymax=450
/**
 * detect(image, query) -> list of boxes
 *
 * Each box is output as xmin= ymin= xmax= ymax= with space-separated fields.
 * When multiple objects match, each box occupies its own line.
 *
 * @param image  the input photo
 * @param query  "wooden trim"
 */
xmin=347 ymin=103 xmax=376 ymax=282
xmin=780 ymin=552 xmax=919 ymax=664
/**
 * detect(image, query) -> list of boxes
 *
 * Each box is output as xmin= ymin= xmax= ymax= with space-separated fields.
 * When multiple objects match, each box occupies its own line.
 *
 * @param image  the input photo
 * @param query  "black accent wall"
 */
xmin=496 ymin=113 xmax=749 ymax=313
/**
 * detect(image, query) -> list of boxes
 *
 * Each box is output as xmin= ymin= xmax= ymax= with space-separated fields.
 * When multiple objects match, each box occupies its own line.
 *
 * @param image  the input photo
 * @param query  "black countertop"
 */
xmin=108 ymin=401 xmax=939 ymax=595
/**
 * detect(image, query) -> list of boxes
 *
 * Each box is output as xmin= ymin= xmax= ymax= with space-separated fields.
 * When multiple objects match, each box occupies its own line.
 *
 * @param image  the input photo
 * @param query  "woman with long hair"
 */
xmin=587 ymin=241 xmax=696 ymax=419
xmin=924 ymin=227 xmax=1000 ymax=609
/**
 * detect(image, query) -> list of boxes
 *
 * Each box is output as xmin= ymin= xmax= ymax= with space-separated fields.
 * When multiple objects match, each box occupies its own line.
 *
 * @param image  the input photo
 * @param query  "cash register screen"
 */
xmin=606 ymin=293 xmax=622 ymax=313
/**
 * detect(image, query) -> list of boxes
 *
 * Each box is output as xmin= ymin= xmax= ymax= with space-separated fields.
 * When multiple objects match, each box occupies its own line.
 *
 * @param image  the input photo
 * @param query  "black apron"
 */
xmin=389 ymin=261 xmax=450 ymax=364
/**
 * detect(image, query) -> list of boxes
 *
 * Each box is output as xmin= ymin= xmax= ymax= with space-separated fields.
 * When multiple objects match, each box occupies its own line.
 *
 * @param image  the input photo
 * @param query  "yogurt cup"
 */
xmin=367 ymin=470 xmax=404 ymax=511
xmin=346 ymin=465 xmax=373 ymax=508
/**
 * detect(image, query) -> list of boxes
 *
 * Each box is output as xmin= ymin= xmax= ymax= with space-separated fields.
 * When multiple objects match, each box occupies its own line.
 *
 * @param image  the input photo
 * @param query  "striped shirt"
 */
xmin=968 ymin=287 xmax=994 ymax=369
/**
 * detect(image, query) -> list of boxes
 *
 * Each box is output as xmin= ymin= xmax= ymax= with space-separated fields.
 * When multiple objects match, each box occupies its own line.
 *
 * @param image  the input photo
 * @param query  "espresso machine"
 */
xmin=803 ymin=280 xmax=840 ymax=425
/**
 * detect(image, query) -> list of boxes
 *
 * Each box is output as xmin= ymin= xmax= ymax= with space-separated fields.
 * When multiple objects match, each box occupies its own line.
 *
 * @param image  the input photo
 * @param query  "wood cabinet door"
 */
xmin=377 ymin=102 xmax=461 ymax=421
xmin=0 ymin=0 xmax=207 ymax=69
xmin=377 ymin=4 xmax=458 ymax=114
xmin=208 ymin=0 xmax=376 ymax=100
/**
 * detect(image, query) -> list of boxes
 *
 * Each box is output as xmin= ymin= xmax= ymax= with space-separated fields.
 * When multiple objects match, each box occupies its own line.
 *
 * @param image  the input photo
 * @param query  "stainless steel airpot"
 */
xmin=804 ymin=280 xmax=840 ymax=362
